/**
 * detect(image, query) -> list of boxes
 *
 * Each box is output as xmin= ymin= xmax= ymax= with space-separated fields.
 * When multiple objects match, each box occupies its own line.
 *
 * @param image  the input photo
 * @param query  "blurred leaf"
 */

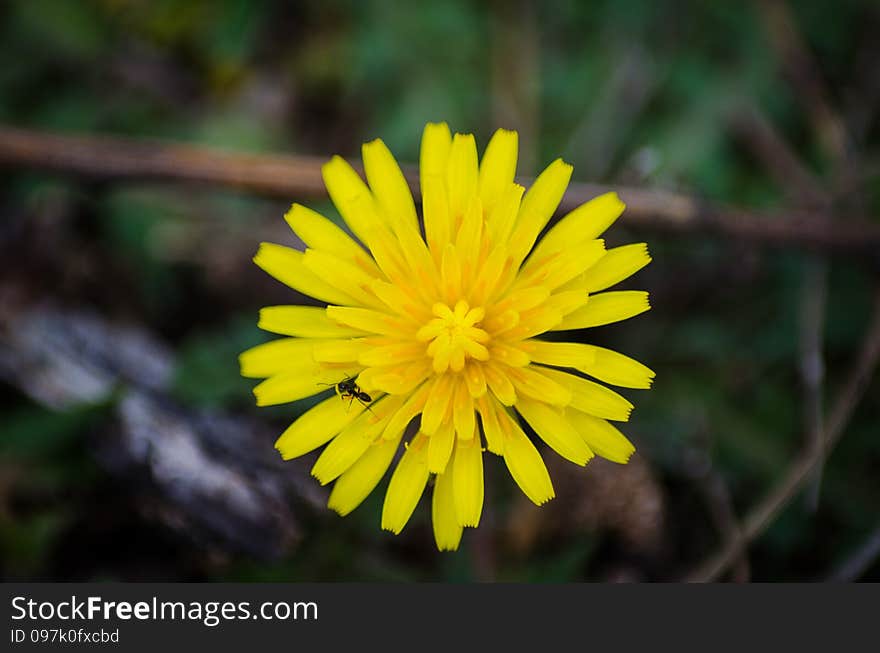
xmin=98 ymin=189 xmax=183 ymax=314
xmin=505 ymin=536 xmax=596 ymax=582
xmin=0 ymin=401 xmax=110 ymax=460
xmin=171 ymin=315 xmax=264 ymax=408
xmin=0 ymin=512 xmax=69 ymax=578
xmin=9 ymin=0 xmax=106 ymax=60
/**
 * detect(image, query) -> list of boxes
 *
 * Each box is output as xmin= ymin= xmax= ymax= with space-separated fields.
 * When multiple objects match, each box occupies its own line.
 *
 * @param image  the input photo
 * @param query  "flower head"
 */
xmin=241 ymin=123 xmax=654 ymax=550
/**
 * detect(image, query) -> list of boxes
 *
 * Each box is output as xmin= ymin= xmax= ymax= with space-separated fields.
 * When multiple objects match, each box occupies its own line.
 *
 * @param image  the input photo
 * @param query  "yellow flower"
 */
xmin=241 ymin=123 xmax=654 ymax=551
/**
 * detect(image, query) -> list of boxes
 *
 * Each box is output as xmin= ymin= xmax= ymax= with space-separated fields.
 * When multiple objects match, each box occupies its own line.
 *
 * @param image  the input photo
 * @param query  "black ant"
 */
xmin=320 ymin=375 xmax=374 ymax=413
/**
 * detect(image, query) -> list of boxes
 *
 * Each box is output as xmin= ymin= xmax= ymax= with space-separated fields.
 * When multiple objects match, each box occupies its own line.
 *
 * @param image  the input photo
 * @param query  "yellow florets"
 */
xmin=241 ymin=122 xmax=655 ymax=551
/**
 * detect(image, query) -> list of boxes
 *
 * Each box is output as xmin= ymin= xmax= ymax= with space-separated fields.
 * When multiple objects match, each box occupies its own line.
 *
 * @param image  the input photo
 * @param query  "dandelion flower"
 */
xmin=241 ymin=123 xmax=654 ymax=551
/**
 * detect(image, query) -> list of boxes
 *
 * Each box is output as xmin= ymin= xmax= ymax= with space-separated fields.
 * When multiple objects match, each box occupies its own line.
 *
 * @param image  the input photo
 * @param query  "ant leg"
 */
xmin=319 ymin=382 xmax=345 ymax=399
xmin=355 ymin=396 xmax=376 ymax=415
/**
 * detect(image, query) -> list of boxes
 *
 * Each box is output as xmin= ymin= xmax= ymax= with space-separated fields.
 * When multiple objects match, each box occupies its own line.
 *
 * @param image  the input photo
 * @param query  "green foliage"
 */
xmin=1 ymin=401 xmax=110 ymax=460
xmin=0 ymin=0 xmax=878 ymax=582
xmin=0 ymin=400 xmax=110 ymax=577
xmin=171 ymin=316 xmax=264 ymax=408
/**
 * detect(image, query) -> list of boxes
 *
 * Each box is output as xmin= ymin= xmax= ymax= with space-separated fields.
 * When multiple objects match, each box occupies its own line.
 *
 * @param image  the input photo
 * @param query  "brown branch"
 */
xmin=752 ymin=2 xmax=852 ymax=512
xmin=490 ymin=0 xmax=540 ymax=176
xmin=756 ymin=0 xmax=849 ymax=166
xmin=0 ymin=124 xmax=330 ymax=198
xmin=727 ymin=101 xmax=833 ymax=513
xmin=684 ymin=286 xmax=880 ymax=581
xmin=800 ymin=257 xmax=828 ymax=510
xmin=1 ymin=125 xmax=880 ymax=252
xmin=726 ymin=101 xmax=828 ymax=208
xmin=685 ymin=442 xmax=751 ymax=582
xmin=827 ymin=522 xmax=880 ymax=582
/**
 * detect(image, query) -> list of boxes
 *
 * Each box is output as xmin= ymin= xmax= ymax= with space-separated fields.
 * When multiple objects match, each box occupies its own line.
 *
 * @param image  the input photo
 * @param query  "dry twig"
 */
xmin=827 ymin=523 xmax=880 ymax=582
xmin=685 ymin=287 xmax=880 ymax=581
xmin=2 ymin=125 xmax=880 ymax=251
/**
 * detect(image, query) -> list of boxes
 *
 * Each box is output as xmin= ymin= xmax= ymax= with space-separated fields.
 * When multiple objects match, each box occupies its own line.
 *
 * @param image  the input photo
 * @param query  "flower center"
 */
xmin=417 ymin=300 xmax=491 ymax=373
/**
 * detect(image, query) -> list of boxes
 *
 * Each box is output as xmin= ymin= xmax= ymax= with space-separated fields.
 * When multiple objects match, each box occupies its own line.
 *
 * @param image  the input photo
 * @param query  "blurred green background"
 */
xmin=1 ymin=0 xmax=878 ymax=582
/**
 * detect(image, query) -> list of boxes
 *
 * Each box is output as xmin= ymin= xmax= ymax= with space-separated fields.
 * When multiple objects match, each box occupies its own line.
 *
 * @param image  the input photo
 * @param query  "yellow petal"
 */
xmin=354 ymin=365 xmax=400 ymax=395
xmin=518 ymin=340 xmax=596 ymax=370
xmin=566 ymin=411 xmax=636 ymax=464
xmin=488 ymin=342 xmax=530 ymax=368
xmin=325 ymin=305 xmax=414 ymax=337
xmin=328 ymin=432 xmax=402 ymax=515
xmin=345 ymin=195 xmax=401 ymax=262
xmin=520 ymin=239 xmax=606 ymax=291
xmin=531 ymin=192 xmax=625 ymax=262
xmin=497 ymin=408 xmax=555 ymax=505
xmin=420 ymin=123 xmax=453 ymax=264
xmin=538 ymin=367 xmax=634 ymax=421
xmin=427 ymin=419 xmax=455 ymax=474
xmin=396 ymin=221 xmax=441 ymax=298
xmin=514 ymin=396 xmax=594 ymax=465
xmin=463 ymin=362 xmax=488 ymax=398
xmin=470 ymin=241 xmax=509 ymax=306
xmin=423 ymin=178 xmax=451 ymax=266
xmin=509 ymin=158 xmax=573 ymax=264
xmin=493 ymin=285 xmax=550 ymax=315
xmin=453 ymin=379 xmax=476 ymax=440
xmin=258 ymin=306 xmax=367 ymax=338
xmin=253 ymin=364 xmax=363 ymax=406
xmin=465 ymin=340 xmax=496 ymax=364
xmin=484 ymin=362 xmax=517 ymax=406
xmin=432 ymin=468 xmax=463 ymax=551
xmin=253 ymin=243 xmax=355 ymax=306
xmin=486 ymin=183 xmax=524 ymax=243
xmin=359 ymin=340 xmax=428 ymax=367
xmin=312 ymin=338 xmax=372 ymax=363
xmin=420 ymin=122 xmax=452 ymax=190
xmin=370 ymin=279 xmax=430 ymax=320
xmin=283 ymin=203 xmax=378 ymax=276
xmin=446 ymin=133 xmax=479 ymax=219
xmin=452 ymin=435 xmax=484 ymax=527
xmin=239 ymin=337 xmax=316 ymax=379
xmin=321 ymin=155 xmax=386 ymax=243
xmin=359 ymin=359 xmax=431 ymax=396
xmin=381 ymin=381 xmax=432 ymax=440
xmin=482 ymin=307 xmax=518 ymax=334
xmin=274 ymin=393 xmax=366 ymax=460
xmin=381 ymin=432 xmax=431 ymax=534
xmin=421 ymin=373 xmax=454 ymax=434
xmin=507 ymin=365 xmax=571 ymax=406
xmin=312 ymin=395 xmax=403 ymax=484
xmin=311 ymin=416 xmax=375 ymax=485
xmin=582 ymin=243 xmax=651 ymax=292
xmin=500 ymin=305 xmax=563 ymax=341
xmin=578 ymin=345 xmax=655 ymax=389
xmin=455 ymin=197 xmax=484 ymax=284
xmin=542 ymin=289 xmax=589 ymax=316
xmin=555 ymin=291 xmax=650 ymax=330
xmin=475 ymin=395 xmax=504 ymax=455
xmin=302 ymin=249 xmax=384 ymax=309
xmin=478 ymin=128 xmax=518 ymax=211
xmin=440 ymin=243 xmax=463 ymax=306
xmin=362 ymin=138 xmax=418 ymax=234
